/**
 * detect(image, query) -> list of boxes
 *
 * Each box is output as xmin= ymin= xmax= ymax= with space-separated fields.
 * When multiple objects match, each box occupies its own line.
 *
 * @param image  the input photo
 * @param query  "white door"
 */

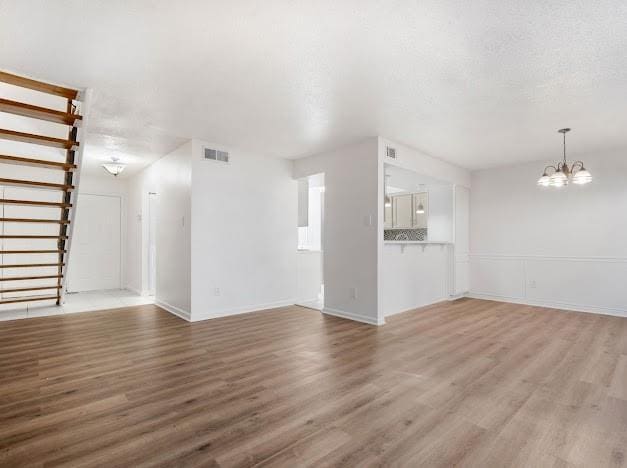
xmin=67 ymin=194 xmax=121 ymax=292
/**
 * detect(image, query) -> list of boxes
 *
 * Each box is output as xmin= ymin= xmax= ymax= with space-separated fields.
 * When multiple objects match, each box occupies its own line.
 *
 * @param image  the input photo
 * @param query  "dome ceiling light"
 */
xmin=102 ymin=156 xmax=127 ymax=177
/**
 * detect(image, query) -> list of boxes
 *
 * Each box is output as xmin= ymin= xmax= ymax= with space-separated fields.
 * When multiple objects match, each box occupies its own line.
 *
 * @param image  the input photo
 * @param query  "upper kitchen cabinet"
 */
xmin=389 ymin=192 xmax=428 ymax=229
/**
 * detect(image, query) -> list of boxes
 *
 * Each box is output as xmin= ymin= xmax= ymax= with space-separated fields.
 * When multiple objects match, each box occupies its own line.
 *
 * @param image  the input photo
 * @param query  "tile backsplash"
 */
xmin=384 ymin=228 xmax=428 ymax=241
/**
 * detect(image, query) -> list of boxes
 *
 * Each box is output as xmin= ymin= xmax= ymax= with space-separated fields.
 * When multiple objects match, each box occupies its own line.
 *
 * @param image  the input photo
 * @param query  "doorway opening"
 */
xmin=296 ymin=173 xmax=324 ymax=310
xmin=147 ymin=192 xmax=158 ymax=296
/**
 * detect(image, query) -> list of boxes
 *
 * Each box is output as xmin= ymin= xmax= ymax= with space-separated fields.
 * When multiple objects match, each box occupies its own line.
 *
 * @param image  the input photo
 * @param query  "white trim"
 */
xmin=384 ymin=297 xmax=449 ymax=318
xmin=448 ymin=293 xmax=465 ymax=301
xmin=470 ymin=253 xmax=627 ymax=263
xmin=467 ymin=293 xmax=627 ymax=319
xmin=322 ymin=307 xmax=384 ymax=326
xmin=191 ymin=299 xmax=295 ymax=322
xmin=295 ymin=297 xmax=320 ymax=305
xmin=156 ymin=300 xmax=191 ymax=321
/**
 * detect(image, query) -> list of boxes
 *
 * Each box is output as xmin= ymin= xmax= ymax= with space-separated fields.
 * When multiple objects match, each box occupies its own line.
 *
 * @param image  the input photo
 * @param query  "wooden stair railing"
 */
xmin=0 ymin=70 xmax=85 ymax=307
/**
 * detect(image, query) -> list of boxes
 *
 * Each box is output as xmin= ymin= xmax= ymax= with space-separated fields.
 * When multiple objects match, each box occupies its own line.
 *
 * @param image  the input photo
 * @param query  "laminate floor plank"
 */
xmin=0 ymin=299 xmax=625 ymax=467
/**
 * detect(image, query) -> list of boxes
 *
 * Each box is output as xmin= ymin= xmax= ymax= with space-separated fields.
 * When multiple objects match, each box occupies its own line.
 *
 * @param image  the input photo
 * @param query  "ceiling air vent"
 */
xmin=204 ymin=147 xmax=229 ymax=163
xmin=386 ymin=146 xmax=397 ymax=159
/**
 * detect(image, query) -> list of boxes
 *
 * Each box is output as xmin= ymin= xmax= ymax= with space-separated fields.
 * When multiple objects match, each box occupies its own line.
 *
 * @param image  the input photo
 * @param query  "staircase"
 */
xmin=0 ymin=71 xmax=86 ymax=309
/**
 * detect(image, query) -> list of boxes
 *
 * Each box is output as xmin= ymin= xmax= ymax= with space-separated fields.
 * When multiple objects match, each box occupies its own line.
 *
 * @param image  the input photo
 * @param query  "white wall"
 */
xmin=378 ymin=137 xmax=471 ymax=318
xmin=190 ymin=139 xmax=297 ymax=321
xmin=469 ymin=152 xmax=627 ymax=317
xmin=454 ymin=185 xmax=470 ymax=295
xmin=125 ymin=141 xmax=192 ymax=318
xmin=296 ymin=251 xmax=322 ymax=304
xmin=381 ymin=244 xmax=450 ymax=316
xmin=294 ymin=138 xmax=381 ymax=325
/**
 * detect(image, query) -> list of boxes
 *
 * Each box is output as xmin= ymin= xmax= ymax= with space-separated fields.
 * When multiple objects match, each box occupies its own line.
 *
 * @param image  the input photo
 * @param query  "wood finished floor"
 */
xmin=1 ymin=299 xmax=626 ymax=467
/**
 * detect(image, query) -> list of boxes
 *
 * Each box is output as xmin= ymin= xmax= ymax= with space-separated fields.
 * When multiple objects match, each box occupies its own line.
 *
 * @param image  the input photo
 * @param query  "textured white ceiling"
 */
xmin=1 ymin=0 xmax=626 ymax=172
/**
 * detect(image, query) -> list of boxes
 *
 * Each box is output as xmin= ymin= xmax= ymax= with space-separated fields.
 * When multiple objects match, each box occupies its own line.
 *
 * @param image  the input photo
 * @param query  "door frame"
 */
xmin=146 ymin=192 xmax=158 ymax=296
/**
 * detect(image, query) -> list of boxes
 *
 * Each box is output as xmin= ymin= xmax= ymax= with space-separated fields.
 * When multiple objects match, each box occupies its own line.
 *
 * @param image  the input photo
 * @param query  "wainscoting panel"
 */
xmin=470 ymin=256 xmax=525 ymax=299
xmin=469 ymin=254 xmax=627 ymax=317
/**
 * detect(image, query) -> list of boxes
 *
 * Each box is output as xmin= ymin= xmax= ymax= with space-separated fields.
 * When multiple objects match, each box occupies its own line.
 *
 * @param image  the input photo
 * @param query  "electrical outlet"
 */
xmin=529 ymin=280 xmax=536 ymax=289
xmin=214 ymin=288 xmax=221 ymax=296
xmin=349 ymin=287 xmax=357 ymax=299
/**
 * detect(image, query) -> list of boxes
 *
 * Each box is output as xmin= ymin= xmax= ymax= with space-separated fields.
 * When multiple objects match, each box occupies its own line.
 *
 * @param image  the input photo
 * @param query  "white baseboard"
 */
xmin=322 ymin=307 xmax=384 ymax=326
xmin=448 ymin=293 xmax=467 ymax=301
xmin=191 ymin=299 xmax=295 ymax=322
xmin=383 ymin=297 xmax=449 ymax=318
xmin=296 ymin=297 xmax=320 ymax=305
xmin=155 ymin=300 xmax=191 ymax=321
xmin=467 ymin=292 xmax=627 ymax=319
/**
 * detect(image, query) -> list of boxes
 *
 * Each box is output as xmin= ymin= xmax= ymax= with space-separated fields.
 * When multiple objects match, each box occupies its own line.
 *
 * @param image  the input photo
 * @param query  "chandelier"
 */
xmin=537 ymin=128 xmax=592 ymax=187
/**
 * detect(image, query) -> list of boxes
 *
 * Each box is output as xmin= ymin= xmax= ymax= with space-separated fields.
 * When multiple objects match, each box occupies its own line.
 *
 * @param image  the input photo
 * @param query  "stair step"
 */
xmin=0 ymin=235 xmax=67 ymax=239
xmin=0 ymin=178 xmax=74 ymax=191
xmin=0 ymin=71 xmax=79 ymax=100
xmin=0 ymin=263 xmax=64 ymax=269
xmin=0 ymin=274 xmax=62 ymax=282
xmin=0 ymin=250 xmax=65 ymax=254
xmin=0 ymin=128 xmax=78 ymax=150
xmin=0 ymin=155 xmax=76 ymax=171
xmin=0 ymin=285 xmax=60 ymax=294
xmin=0 ymin=98 xmax=82 ymax=125
xmin=0 ymin=199 xmax=72 ymax=208
xmin=0 ymin=218 xmax=70 ymax=224
xmin=0 ymin=295 xmax=59 ymax=305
